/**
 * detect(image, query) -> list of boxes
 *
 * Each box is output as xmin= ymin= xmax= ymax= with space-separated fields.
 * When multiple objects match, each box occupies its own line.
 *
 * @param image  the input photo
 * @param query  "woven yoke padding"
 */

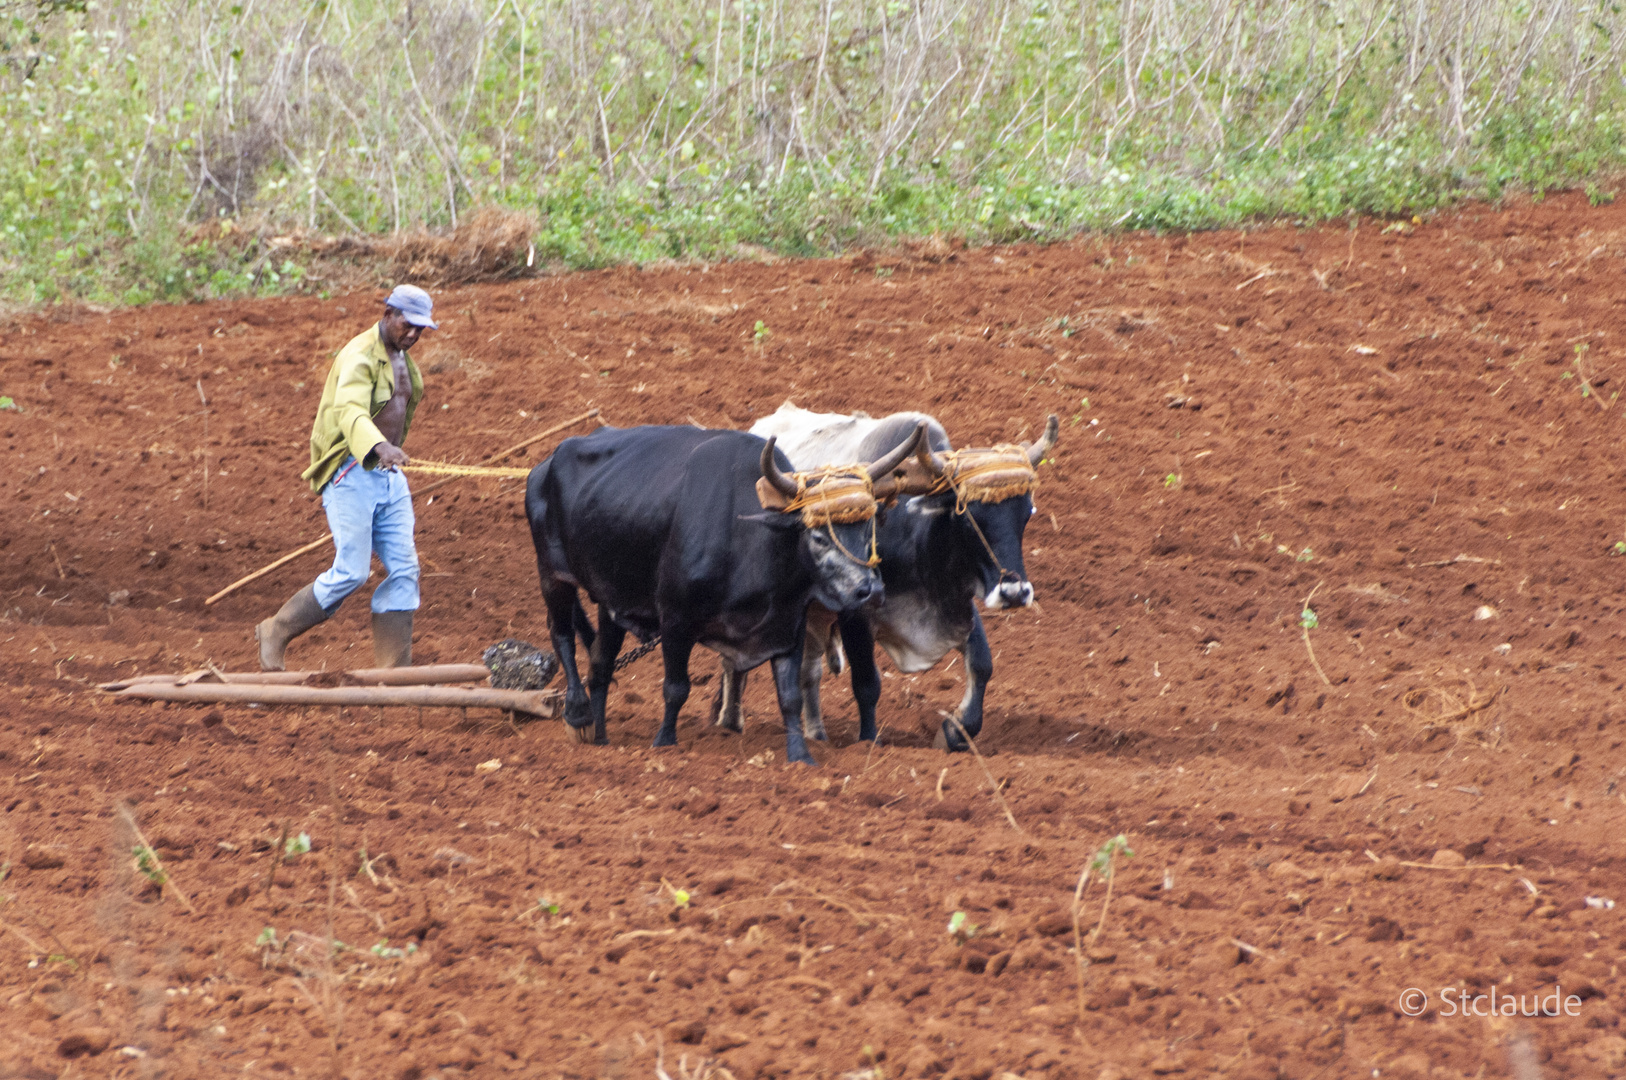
xmin=937 ymin=444 xmax=1038 ymax=506
xmin=759 ymin=465 xmax=881 ymax=528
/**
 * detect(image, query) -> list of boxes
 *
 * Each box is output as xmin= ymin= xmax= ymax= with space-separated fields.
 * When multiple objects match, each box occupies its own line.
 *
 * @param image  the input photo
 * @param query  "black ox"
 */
xmin=714 ymin=405 xmax=1058 ymax=750
xmin=525 ymin=423 xmax=923 ymax=764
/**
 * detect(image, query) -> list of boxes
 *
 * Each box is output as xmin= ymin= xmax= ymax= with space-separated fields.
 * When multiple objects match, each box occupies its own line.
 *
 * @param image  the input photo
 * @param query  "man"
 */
xmin=255 ymin=284 xmax=437 ymax=671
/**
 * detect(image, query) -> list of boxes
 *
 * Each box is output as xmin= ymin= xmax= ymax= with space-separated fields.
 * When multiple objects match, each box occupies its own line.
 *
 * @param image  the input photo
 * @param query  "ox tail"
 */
xmin=572 ymin=598 xmax=597 ymax=653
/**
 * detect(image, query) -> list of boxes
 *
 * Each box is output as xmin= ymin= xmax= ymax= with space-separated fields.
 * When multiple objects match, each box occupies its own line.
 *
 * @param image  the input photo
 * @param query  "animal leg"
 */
xmin=771 ymin=651 xmax=816 ymax=766
xmin=800 ymin=609 xmax=835 ymax=742
xmin=709 ymin=660 xmax=748 ymax=733
xmin=824 ymin=631 xmax=846 ymax=676
xmin=652 ymin=631 xmax=696 ymax=748
xmin=837 ymin=612 xmax=882 ymax=743
xmin=543 ymin=582 xmax=591 ymax=737
xmin=585 ymin=604 xmax=627 ymax=746
xmin=571 ymin=598 xmax=597 ymax=655
xmin=936 ymin=610 xmax=993 ymax=752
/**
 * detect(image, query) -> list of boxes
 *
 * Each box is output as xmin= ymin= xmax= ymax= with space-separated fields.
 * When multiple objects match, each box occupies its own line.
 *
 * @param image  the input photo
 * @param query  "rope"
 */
xmin=401 ymin=460 xmax=532 ymax=479
xmin=770 ymin=464 xmax=881 ymax=566
xmin=824 ymin=514 xmax=881 ymax=567
xmin=778 ymin=464 xmax=879 ymax=527
xmin=925 ymin=444 xmax=1039 ymax=512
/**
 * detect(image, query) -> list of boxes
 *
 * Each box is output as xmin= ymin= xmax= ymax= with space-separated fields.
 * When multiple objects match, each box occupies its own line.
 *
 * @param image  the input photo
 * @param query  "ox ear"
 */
xmin=904 ymin=493 xmax=951 ymax=517
xmin=1027 ymin=414 xmax=1060 ymax=465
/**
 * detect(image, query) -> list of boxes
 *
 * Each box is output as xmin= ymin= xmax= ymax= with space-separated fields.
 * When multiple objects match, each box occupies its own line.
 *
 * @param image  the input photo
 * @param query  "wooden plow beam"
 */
xmin=99 ymin=663 xmax=492 ymax=692
xmin=110 ymin=681 xmax=558 ymax=716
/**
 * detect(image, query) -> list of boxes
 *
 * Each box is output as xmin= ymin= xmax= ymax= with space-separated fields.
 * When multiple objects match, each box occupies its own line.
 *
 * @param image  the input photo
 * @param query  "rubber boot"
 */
xmin=372 ymin=611 xmax=414 ymax=668
xmin=255 ymin=584 xmax=331 ymax=671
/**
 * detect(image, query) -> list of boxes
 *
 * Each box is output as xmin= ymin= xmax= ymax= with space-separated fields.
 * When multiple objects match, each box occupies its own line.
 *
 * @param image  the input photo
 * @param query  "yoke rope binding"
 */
xmin=777 ymin=465 xmax=882 ymax=566
xmin=924 ymin=444 xmax=1040 ymax=512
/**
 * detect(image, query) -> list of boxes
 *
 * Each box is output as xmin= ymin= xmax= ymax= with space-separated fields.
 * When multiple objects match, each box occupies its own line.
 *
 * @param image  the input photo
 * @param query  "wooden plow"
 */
xmin=100 ymin=664 xmax=558 ymax=717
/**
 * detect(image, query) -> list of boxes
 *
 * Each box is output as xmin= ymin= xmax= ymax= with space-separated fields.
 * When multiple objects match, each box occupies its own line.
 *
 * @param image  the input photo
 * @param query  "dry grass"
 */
xmin=383 ymin=206 xmax=539 ymax=285
xmin=255 ymin=206 xmax=539 ymax=289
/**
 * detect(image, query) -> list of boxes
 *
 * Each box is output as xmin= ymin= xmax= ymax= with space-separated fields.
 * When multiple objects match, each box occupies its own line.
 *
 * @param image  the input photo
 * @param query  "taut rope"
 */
xmin=402 ymin=460 xmax=532 ymax=479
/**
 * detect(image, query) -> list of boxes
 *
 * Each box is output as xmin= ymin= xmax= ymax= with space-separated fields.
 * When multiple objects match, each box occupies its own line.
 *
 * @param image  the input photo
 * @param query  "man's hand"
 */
xmin=372 ymin=441 xmax=410 ymax=471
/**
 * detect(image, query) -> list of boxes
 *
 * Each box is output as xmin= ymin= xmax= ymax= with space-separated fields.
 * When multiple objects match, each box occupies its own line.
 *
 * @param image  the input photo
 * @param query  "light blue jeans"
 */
xmin=312 ymin=456 xmax=420 ymax=614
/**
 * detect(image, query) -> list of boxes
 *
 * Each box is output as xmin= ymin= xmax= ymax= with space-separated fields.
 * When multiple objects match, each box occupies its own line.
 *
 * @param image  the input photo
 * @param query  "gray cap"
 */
xmin=385 ymin=283 xmax=439 ymax=329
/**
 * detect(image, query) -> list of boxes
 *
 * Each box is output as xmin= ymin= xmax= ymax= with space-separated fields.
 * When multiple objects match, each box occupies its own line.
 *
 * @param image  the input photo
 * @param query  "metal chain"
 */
xmin=613 ymin=637 xmax=661 ymax=671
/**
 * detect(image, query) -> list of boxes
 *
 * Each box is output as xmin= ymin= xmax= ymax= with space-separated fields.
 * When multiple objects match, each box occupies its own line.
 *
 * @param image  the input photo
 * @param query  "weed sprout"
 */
xmin=131 ymin=845 xmax=167 ymax=885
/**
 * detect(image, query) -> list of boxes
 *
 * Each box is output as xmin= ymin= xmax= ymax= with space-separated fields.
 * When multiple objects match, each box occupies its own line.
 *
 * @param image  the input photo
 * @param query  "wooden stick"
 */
xmin=1396 ymin=860 xmax=1519 ymax=871
xmin=115 ymin=682 xmax=557 ymax=715
xmin=204 ymin=534 xmax=333 ymax=606
xmin=204 ymin=408 xmax=603 ymax=606
xmin=101 ymin=663 xmax=492 ymax=692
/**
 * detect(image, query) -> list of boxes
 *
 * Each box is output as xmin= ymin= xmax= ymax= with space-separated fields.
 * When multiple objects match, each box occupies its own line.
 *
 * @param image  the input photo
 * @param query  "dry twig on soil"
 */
xmin=1072 ymin=834 xmax=1133 ymax=1028
xmin=944 ymin=716 xmax=1024 ymax=835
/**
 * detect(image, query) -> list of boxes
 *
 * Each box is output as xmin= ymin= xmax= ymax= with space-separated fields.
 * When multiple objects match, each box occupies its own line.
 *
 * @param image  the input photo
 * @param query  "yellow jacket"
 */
xmin=301 ymin=324 xmax=424 ymax=493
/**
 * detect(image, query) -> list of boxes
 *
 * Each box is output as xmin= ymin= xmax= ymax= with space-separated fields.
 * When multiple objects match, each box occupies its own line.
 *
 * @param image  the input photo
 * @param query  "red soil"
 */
xmin=3 ymin=191 xmax=1626 ymax=1080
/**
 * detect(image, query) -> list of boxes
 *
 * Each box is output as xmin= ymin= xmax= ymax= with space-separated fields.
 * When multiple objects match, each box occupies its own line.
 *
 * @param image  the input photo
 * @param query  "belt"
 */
xmin=332 ymin=457 xmax=362 ymax=486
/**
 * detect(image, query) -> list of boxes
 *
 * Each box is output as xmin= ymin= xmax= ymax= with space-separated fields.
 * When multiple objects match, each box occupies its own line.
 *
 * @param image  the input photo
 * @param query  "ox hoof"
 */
xmin=714 ymin=718 xmax=743 ymax=735
xmin=787 ymin=752 xmax=818 ymax=767
xmin=565 ymin=723 xmax=594 ymax=745
xmin=935 ymin=722 xmax=969 ymax=753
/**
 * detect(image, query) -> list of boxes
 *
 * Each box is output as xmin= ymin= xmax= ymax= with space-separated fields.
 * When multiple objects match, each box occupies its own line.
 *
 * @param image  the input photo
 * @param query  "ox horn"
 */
xmin=760 ymin=435 xmax=800 ymax=498
xmin=918 ymin=434 xmax=949 ymax=478
xmin=867 ymin=422 xmax=926 ymax=481
xmin=1026 ymin=414 xmax=1060 ymax=466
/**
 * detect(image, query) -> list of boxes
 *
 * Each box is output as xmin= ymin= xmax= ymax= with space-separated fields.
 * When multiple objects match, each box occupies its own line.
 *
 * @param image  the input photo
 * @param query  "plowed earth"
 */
xmin=5 ymin=191 xmax=1626 ymax=1080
